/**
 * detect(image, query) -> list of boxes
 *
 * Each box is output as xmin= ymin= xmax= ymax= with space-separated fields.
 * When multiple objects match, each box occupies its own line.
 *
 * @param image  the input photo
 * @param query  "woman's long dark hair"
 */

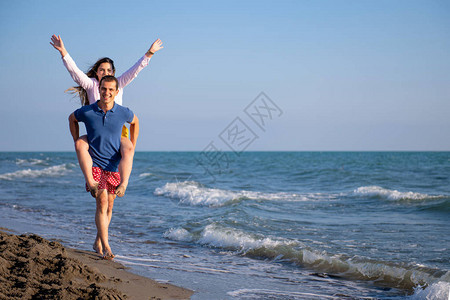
xmin=65 ymin=57 xmax=116 ymax=106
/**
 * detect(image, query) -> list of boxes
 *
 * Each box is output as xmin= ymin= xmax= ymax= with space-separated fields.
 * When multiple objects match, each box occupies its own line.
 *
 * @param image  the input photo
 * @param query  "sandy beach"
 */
xmin=0 ymin=228 xmax=193 ymax=299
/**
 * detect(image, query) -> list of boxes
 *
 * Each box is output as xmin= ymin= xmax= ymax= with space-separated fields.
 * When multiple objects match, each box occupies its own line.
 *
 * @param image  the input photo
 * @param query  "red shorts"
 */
xmin=86 ymin=167 xmax=121 ymax=194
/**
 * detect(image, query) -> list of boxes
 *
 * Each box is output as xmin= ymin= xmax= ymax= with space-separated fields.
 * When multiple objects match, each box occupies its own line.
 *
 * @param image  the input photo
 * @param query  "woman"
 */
xmin=51 ymin=34 xmax=163 ymax=199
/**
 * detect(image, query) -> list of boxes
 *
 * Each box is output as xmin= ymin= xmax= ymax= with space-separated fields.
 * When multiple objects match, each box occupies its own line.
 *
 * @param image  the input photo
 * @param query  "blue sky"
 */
xmin=1 ymin=0 xmax=449 ymax=151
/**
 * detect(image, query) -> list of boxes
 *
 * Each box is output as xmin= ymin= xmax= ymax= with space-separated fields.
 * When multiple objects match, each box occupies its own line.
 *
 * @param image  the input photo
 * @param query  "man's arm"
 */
xmin=129 ymin=114 xmax=139 ymax=148
xmin=68 ymin=112 xmax=79 ymax=143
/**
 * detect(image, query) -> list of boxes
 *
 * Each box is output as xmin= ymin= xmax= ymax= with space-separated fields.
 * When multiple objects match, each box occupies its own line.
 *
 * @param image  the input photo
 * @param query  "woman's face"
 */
xmin=96 ymin=62 xmax=114 ymax=81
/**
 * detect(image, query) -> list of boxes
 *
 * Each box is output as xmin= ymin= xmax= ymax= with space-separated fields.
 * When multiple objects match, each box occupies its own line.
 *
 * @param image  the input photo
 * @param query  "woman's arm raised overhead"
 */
xmin=50 ymin=34 xmax=94 ymax=90
xmin=117 ymin=39 xmax=164 ymax=89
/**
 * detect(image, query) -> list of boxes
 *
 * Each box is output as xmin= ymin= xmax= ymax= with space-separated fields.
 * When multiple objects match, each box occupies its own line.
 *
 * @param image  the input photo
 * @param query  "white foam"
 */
xmin=0 ymin=164 xmax=73 ymax=180
xmin=163 ymin=228 xmax=193 ymax=242
xmin=165 ymin=224 xmax=301 ymax=256
xmin=411 ymin=281 xmax=450 ymax=300
xmin=154 ymin=181 xmax=328 ymax=207
xmin=354 ymin=186 xmax=440 ymax=201
xmin=154 ymin=181 xmax=236 ymax=206
xmin=115 ymin=255 xmax=172 ymax=263
xmin=227 ymin=288 xmax=339 ymax=299
xmin=16 ymin=158 xmax=47 ymax=166
xmin=115 ymin=256 xmax=162 ymax=263
xmin=139 ymin=172 xmax=154 ymax=178
xmin=198 ymin=224 xmax=297 ymax=251
xmin=167 ymin=223 xmax=450 ymax=292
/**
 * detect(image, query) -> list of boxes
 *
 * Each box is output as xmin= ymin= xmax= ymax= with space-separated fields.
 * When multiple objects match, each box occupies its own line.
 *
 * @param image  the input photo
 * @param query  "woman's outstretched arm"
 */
xmin=50 ymin=34 xmax=68 ymax=58
xmin=145 ymin=38 xmax=164 ymax=58
xmin=50 ymin=34 xmax=94 ymax=90
xmin=117 ymin=39 xmax=164 ymax=89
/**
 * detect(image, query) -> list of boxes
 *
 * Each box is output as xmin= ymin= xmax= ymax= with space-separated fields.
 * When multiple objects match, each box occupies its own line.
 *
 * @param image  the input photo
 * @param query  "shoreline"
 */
xmin=0 ymin=228 xmax=193 ymax=299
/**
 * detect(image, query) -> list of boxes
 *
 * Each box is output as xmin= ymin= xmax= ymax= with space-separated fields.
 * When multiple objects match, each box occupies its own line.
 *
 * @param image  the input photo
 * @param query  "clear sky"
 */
xmin=1 ymin=0 xmax=449 ymax=151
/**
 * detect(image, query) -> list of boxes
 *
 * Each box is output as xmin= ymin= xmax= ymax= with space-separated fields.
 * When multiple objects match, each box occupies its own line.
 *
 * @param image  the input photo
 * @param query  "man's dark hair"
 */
xmin=99 ymin=75 xmax=119 ymax=90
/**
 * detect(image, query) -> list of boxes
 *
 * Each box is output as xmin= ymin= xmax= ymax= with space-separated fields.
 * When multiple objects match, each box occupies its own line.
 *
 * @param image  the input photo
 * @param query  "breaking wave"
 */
xmin=411 ymin=281 xmax=450 ymax=300
xmin=163 ymin=228 xmax=193 ymax=242
xmin=16 ymin=158 xmax=49 ymax=166
xmin=227 ymin=289 xmax=339 ymax=299
xmin=0 ymin=164 xmax=74 ymax=180
xmin=164 ymin=224 xmax=450 ymax=292
xmin=154 ymin=181 xmax=333 ymax=207
xmin=353 ymin=186 xmax=443 ymax=201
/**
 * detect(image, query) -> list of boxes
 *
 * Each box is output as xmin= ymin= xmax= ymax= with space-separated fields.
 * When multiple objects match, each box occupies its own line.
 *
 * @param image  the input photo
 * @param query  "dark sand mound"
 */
xmin=0 ymin=231 xmax=123 ymax=299
xmin=0 ymin=230 xmax=193 ymax=299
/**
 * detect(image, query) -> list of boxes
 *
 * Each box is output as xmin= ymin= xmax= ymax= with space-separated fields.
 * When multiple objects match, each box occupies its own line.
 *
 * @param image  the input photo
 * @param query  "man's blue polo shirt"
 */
xmin=74 ymin=101 xmax=134 ymax=172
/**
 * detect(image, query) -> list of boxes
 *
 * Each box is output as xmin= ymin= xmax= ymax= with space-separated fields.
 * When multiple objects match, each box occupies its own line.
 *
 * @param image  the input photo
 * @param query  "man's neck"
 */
xmin=97 ymin=100 xmax=114 ymax=113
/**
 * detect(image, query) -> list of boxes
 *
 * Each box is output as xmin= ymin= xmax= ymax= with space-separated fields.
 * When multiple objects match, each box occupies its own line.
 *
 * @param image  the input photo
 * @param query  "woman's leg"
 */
xmin=75 ymin=135 xmax=98 ymax=197
xmin=115 ymin=137 xmax=134 ymax=197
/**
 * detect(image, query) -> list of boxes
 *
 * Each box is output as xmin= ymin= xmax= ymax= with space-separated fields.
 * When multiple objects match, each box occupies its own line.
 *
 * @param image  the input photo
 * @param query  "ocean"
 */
xmin=0 ymin=151 xmax=449 ymax=299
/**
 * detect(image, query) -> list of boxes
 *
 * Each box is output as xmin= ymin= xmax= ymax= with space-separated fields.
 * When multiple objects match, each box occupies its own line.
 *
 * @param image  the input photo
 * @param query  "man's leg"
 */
xmin=107 ymin=192 xmax=115 ymax=226
xmin=76 ymin=136 xmax=98 ymax=197
xmin=115 ymin=137 xmax=134 ymax=197
xmin=93 ymin=234 xmax=103 ymax=255
xmin=93 ymin=189 xmax=116 ymax=255
xmin=95 ymin=189 xmax=116 ymax=259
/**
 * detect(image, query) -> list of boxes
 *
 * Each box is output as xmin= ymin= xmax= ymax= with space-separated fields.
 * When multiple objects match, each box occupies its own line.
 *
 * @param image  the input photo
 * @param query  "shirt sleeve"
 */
xmin=74 ymin=108 xmax=85 ymax=123
xmin=62 ymin=54 xmax=95 ymax=90
xmin=126 ymin=108 xmax=134 ymax=123
xmin=117 ymin=55 xmax=151 ymax=89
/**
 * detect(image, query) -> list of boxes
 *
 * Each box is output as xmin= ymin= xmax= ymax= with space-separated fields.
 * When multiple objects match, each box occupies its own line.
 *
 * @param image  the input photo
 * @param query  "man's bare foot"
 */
xmin=93 ymin=240 xmax=103 ymax=255
xmin=115 ymin=182 xmax=127 ymax=198
xmin=88 ymin=182 xmax=99 ymax=198
xmin=103 ymin=251 xmax=115 ymax=260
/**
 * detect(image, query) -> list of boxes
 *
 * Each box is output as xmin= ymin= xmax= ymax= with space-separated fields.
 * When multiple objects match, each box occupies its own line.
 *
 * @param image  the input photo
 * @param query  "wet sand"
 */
xmin=0 ymin=229 xmax=193 ymax=299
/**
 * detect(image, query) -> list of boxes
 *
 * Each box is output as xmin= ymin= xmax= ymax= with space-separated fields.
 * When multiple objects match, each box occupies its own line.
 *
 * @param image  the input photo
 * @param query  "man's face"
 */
xmin=99 ymin=80 xmax=119 ymax=105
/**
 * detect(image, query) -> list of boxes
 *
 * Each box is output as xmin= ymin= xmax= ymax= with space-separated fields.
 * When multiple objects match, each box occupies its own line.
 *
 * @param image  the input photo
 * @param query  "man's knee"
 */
xmin=107 ymin=206 xmax=113 ymax=215
xmin=96 ymin=190 xmax=109 ymax=210
xmin=107 ymin=195 xmax=115 ymax=214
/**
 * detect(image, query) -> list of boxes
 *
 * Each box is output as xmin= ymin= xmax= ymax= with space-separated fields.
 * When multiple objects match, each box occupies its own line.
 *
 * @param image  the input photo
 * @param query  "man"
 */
xmin=69 ymin=75 xmax=139 ymax=259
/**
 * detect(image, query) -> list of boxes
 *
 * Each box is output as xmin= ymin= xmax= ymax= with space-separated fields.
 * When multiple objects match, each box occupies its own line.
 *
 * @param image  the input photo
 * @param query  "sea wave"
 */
xmin=227 ymin=288 xmax=339 ymax=299
xmin=16 ymin=158 xmax=49 ymax=166
xmin=154 ymin=181 xmax=332 ymax=207
xmin=164 ymin=224 xmax=450 ymax=292
xmin=411 ymin=281 xmax=450 ymax=300
xmin=139 ymin=172 xmax=155 ymax=178
xmin=0 ymin=164 xmax=74 ymax=180
xmin=198 ymin=224 xmax=298 ymax=251
xmin=163 ymin=228 xmax=193 ymax=242
xmin=353 ymin=186 xmax=443 ymax=201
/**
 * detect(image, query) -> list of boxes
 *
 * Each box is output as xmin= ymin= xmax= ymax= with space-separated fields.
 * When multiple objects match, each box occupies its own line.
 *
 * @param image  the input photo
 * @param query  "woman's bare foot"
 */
xmin=115 ymin=182 xmax=128 ymax=198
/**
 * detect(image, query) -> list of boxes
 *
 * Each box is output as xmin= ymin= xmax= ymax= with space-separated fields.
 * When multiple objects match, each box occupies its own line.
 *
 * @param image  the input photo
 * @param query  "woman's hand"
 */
xmin=50 ymin=34 xmax=68 ymax=58
xmin=145 ymin=39 xmax=164 ymax=57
